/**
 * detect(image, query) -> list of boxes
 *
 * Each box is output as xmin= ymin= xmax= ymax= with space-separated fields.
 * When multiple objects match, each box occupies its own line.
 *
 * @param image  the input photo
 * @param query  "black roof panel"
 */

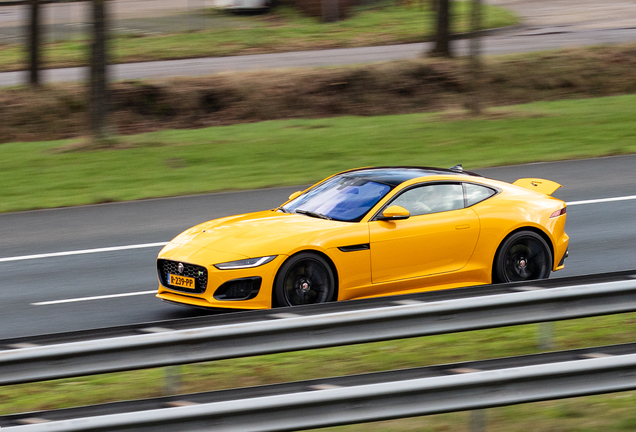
xmin=339 ymin=166 xmax=480 ymax=187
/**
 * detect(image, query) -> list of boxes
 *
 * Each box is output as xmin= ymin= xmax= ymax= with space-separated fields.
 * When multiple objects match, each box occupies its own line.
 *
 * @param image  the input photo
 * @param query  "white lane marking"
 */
xmin=32 ymin=290 xmax=157 ymax=306
xmin=567 ymin=195 xmax=636 ymax=206
xmin=0 ymin=242 xmax=168 ymax=263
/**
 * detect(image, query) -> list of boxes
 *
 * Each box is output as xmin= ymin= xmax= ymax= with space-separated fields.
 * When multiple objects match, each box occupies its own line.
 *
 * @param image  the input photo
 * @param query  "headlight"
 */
xmin=214 ymin=256 xmax=277 ymax=270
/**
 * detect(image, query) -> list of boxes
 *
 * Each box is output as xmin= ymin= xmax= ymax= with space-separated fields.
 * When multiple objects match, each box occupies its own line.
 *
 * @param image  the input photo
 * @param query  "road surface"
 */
xmin=0 ymin=155 xmax=635 ymax=339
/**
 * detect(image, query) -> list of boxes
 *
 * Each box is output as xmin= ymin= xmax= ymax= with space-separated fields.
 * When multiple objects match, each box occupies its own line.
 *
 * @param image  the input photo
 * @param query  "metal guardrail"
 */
xmin=3 ymin=340 xmax=634 ymax=428
xmin=4 ymin=342 xmax=636 ymax=431
xmin=0 ymin=270 xmax=636 ymax=352
xmin=0 ymin=272 xmax=635 ymax=385
xmin=5 ymin=270 xmax=631 ymax=349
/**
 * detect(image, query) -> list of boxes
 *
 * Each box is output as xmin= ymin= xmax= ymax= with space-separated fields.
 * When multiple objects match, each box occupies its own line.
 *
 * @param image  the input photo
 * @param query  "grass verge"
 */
xmin=1 ymin=312 xmax=635 ymax=431
xmin=1 ymin=94 xmax=636 ymax=213
xmin=0 ymin=2 xmax=517 ymax=72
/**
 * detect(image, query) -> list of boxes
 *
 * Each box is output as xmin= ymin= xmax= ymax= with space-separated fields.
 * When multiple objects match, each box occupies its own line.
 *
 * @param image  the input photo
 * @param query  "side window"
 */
xmin=391 ymin=183 xmax=464 ymax=216
xmin=465 ymin=183 xmax=496 ymax=206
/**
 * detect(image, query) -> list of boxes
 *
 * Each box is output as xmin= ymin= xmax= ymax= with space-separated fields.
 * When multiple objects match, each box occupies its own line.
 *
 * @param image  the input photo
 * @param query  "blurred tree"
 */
xmin=89 ymin=0 xmax=111 ymax=145
xmin=466 ymin=0 xmax=482 ymax=115
xmin=28 ymin=0 xmax=41 ymax=85
xmin=431 ymin=0 xmax=451 ymax=57
xmin=321 ymin=0 xmax=339 ymax=22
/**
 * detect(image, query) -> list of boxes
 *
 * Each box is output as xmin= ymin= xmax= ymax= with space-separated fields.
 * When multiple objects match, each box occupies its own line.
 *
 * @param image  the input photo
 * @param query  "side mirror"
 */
xmin=288 ymin=191 xmax=303 ymax=201
xmin=378 ymin=205 xmax=410 ymax=221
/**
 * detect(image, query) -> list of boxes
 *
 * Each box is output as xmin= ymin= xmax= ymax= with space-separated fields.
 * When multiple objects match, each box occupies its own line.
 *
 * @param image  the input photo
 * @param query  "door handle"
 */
xmin=455 ymin=224 xmax=470 ymax=230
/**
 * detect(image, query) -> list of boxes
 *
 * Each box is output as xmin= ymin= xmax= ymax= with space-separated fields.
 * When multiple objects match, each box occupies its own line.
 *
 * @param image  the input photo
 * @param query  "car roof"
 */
xmin=337 ymin=166 xmax=482 ymax=187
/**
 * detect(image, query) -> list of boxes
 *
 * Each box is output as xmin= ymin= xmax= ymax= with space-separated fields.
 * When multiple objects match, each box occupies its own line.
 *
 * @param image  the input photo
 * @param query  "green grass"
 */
xmin=2 ymin=94 xmax=636 ymax=214
xmin=0 ymin=2 xmax=518 ymax=72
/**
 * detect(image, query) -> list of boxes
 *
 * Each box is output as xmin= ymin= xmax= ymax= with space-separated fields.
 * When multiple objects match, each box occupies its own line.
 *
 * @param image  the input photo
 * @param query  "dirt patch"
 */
xmin=2 ymin=44 xmax=636 ymax=144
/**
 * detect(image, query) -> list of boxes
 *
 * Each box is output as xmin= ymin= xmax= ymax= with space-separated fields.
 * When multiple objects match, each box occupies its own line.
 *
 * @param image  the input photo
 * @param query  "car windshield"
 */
xmin=281 ymin=176 xmax=393 ymax=222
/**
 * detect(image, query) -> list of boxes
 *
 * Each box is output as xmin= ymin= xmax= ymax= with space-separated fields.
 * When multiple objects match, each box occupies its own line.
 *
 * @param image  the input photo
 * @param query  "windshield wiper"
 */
xmin=275 ymin=206 xmax=290 ymax=213
xmin=295 ymin=209 xmax=332 ymax=220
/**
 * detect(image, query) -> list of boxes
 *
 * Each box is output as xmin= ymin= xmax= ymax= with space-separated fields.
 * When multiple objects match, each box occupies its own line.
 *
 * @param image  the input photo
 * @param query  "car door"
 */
xmin=368 ymin=183 xmax=480 ymax=284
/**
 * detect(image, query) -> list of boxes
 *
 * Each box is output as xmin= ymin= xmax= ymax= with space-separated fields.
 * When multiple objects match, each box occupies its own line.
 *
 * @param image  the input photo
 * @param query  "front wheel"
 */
xmin=275 ymin=253 xmax=336 ymax=307
xmin=494 ymin=231 xmax=552 ymax=283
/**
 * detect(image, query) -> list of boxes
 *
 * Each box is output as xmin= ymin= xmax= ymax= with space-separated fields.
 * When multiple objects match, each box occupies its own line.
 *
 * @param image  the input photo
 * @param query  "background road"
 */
xmin=2 ymin=27 xmax=636 ymax=87
xmin=1 ymin=155 xmax=635 ymax=340
xmin=2 ymin=0 xmax=636 ymax=86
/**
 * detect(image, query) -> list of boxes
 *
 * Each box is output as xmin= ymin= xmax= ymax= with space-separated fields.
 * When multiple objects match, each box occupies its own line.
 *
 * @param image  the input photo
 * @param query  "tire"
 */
xmin=275 ymin=253 xmax=336 ymax=307
xmin=494 ymin=231 xmax=552 ymax=283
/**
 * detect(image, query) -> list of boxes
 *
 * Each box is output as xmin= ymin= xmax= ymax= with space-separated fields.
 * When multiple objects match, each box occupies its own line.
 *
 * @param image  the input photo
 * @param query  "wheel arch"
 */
xmin=491 ymin=226 xmax=554 ymax=283
xmin=271 ymin=249 xmax=340 ymax=308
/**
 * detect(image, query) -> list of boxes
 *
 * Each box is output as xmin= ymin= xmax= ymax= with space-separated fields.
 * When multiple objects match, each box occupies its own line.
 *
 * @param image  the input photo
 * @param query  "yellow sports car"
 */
xmin=157 ymin=166 xmax=568 ymax=309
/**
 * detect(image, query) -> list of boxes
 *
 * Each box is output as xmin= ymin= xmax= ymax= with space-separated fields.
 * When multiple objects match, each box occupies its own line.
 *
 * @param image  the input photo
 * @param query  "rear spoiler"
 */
xmin=512 ymin=178 xmax=562 ymax=196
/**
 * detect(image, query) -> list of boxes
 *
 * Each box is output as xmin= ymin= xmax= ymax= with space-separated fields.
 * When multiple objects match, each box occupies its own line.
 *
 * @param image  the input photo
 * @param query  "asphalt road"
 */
xmin=0 ymin=155 xmax=635 ymax=340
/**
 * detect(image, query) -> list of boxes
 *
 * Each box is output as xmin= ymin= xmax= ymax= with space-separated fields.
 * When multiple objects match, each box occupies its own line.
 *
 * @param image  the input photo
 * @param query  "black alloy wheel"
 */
xmin=494 ymin=231 xmax=552 ymax=283
xmin=275 ymin=253 xmax=336 ymax=307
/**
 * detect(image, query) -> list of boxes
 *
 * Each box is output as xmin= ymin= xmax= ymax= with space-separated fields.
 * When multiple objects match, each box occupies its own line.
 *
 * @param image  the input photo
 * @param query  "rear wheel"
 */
xmin=275 ymin=253 xmax=336 ymax=307
xmin=494 ymin=231 xmax=552 ymax=283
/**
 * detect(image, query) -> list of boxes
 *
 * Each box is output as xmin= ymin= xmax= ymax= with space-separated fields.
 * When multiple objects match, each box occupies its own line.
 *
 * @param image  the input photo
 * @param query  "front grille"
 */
xmin=157 ymin=259 xmax=208 ymax=294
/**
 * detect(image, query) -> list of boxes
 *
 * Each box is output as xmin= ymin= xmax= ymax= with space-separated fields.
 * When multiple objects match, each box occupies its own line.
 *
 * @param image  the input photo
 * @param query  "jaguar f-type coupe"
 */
xmin=157 ymin=166 xmax=568 ymax=309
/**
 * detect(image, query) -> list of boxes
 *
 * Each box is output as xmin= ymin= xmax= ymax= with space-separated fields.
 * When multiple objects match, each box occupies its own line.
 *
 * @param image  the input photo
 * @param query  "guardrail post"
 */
xmin=469 ymin=409 xmax=486 ymax=432
xmin=538 ymin=322 xmax=554 ymax=350
xmin=164 ymin=365 xmax=182 ymax=395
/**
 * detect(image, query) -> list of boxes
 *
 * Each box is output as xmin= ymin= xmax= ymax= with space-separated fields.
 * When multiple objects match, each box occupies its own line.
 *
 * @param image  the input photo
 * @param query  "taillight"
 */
xmin=550 ymin=207 xmax=567 ymax=218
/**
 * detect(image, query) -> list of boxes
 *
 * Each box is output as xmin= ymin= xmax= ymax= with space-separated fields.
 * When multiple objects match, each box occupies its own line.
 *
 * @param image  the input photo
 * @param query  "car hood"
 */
xmin=167 ymin=210 xmax=358 ymax=259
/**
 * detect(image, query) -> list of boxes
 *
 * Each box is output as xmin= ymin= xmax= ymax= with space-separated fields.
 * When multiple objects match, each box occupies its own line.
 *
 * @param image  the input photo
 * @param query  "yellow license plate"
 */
xmin=169 ymin=274 xmax=195 ymax=289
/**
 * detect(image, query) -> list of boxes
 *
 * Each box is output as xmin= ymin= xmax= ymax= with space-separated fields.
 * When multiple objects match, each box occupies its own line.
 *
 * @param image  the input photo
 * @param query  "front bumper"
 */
xmin=156 ymin=245 xmax=285 ymax=309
